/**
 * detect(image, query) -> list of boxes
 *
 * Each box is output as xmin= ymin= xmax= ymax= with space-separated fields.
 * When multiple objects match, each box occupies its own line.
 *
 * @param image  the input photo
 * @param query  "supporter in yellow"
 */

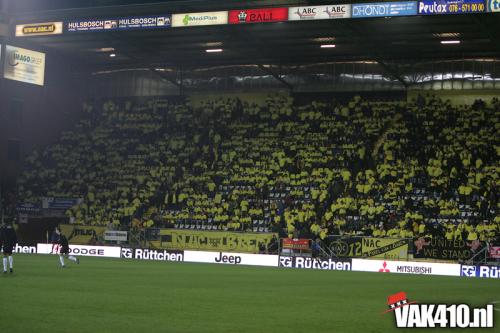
xmin=466 ymin=228 xmax=478 ymax=241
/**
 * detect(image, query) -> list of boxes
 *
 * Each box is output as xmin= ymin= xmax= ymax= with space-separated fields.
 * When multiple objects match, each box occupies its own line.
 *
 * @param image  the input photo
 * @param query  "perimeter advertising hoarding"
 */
xmin=184 ymin=250 xmax=279 ymax=267
xmin=67 ymin=15 xmax=171 ymax=32
xmin=489 ymin=0 xmax=500 ymax=11
xmin=121 ymin=248 xmax=184 ymax=261
xmin=461 ymin=265 xmax=500 ymax=278
xmin=3 ymin=45 xmax=45 ymax=86
xmin=171 ymin=11 xmax=228 ymax=27
xmin=279 ymin=256 xmax=352 ymax=271
xmin=37 ymin=243 xmax=121 ymax=258
xmin=418 ymin=0 xmax=486 ymax=14
xmin=15 ymin=22 xmax=63 ymax=37
xmin=229 ymin=8 xmax=288 ymax=24
xmin=352 ymin=1 xmax=418 ymax=18
xmin=352 ymin=258 xmax=461 ymax=276
xmin=288 ymin=5 xmax=351 ymax=20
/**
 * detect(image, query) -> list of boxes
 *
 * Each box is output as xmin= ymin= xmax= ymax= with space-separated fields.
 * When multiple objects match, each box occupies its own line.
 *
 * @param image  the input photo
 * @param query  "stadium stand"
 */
xmin=16 ymin=94 xmax=499 ymax=244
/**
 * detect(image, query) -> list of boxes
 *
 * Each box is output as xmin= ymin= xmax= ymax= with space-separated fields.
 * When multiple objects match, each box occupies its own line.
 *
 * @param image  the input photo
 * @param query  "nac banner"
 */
xmin=229 ymin=8 xmax=288 ymax=24
xmin=413 ymin=237 xmax=478 ymax=260
xmin=15 ymin=22 xmax=63 ymax=37
xmin=352 ymin=1 xmax=418 ymax=18
xmin=288 ymin=5 xmax=351 ymax=20
xmin=171 ymin=11 xmax=228 ymax=27
xmin=3 ymin=45 xmax=45 ymax=86
xmin=159 ymin=229 xmax=276 ymax=253
xmin=328 ymin=236 xmax=409 ymax=259
xmin=418 ymin=0 xmax=486 ymax=14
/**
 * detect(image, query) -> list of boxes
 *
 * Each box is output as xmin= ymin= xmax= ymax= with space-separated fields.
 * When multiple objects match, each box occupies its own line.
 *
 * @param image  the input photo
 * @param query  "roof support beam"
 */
xmin=257 ymin=64 xmax=293 ymax=91
xmin=375 ymin=60 xmax=409 ymax=88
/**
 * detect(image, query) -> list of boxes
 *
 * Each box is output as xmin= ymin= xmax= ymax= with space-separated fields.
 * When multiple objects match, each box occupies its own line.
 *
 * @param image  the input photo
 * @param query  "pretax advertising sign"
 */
xmin=229 ymin=8 xmax=288 ymax=24
xmin=3 ymin=45 xmax=45 ymax=86
xmin=16 ymin=22 xmax=63 ymax=37
xmin=352 ymin=1 xmax=418 ymax=17
xmin=171 ymin=11 xmax=228 ymax=27
xmin=418 ymin=0 xmax=486 ymax=14
xmin=288 ymin=5 xmax=351 ymax=20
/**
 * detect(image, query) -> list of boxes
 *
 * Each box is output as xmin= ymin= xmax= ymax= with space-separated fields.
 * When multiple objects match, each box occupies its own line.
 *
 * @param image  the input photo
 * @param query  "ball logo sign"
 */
xmin=228 ymin=8 xmax=288 ymax=24
xmin=384 ymin=292 xmax=494 ymax=328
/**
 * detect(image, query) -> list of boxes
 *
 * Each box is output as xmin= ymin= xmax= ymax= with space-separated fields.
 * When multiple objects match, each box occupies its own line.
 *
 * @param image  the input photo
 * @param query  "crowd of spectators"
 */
xmin=16 ymin=94 xmax=499 ymax=244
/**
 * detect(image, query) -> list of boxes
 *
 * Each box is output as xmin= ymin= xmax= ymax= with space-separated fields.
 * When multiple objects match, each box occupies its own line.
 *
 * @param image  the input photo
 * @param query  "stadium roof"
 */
xmin=5 ymin=1 xmax=500 ymax=79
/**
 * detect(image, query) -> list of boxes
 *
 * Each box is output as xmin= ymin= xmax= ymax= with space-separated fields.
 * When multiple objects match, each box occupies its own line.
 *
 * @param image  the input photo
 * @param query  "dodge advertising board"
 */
xmin=352 ymin=1 xmax=418 ymax=18
xmin=288 ymin=5 xmax=351 ymax=20
xmin=418 ymin=0 xmax=486 ymax=14
xmin=37 ymin=244 xmax=121 ymax=258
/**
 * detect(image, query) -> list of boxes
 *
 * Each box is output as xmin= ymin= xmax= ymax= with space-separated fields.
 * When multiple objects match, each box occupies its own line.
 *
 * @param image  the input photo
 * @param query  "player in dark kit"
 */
xmin=1 ymin=223 xmax=17 ymax=273
xmin=57 ymin=232 xmax=79 ymax=267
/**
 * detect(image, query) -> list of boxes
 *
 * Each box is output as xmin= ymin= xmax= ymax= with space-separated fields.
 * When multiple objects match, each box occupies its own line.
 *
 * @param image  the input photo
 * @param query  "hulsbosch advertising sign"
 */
xmin=67 ymin=15 xmax=171 ymax=32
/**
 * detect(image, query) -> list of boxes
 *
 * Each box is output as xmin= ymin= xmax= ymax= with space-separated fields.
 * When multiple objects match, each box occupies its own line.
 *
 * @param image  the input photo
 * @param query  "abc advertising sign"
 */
xmin=229 ymin=8 xmax=288 ymax=24
xmin=418 ymin=0 xmax=486 ymax=14
xmin=37 ymin=243 xmax=121 ymax=258
xmin=171 ymin=11 xmax=228 ymax=27
xmin=351 ymin=259 xmax=461 ymax=276
xmin=489 ymin=0 xmax=500 ymax=11
xmin=184 ymin=250 xmax=278 ymax=267
xmin=15 ymin=22 xmax=63 ymax=37
xmin=461 ymin=265 xmax=500 ymax=278
xmin=3 ymin=45 xmax=45 ymax=86
xmin=288 ymin=5 xmax=351 ymax=20
xmin=67 ymin=15 xmax=171 ymax=32
xmin=352 ymin=1 xmax=418 ymax=18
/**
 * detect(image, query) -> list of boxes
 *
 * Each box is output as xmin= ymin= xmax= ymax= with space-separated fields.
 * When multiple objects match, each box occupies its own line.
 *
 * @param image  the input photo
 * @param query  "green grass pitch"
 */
xmin=0 ymin=254 xmax=498 ymax=333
